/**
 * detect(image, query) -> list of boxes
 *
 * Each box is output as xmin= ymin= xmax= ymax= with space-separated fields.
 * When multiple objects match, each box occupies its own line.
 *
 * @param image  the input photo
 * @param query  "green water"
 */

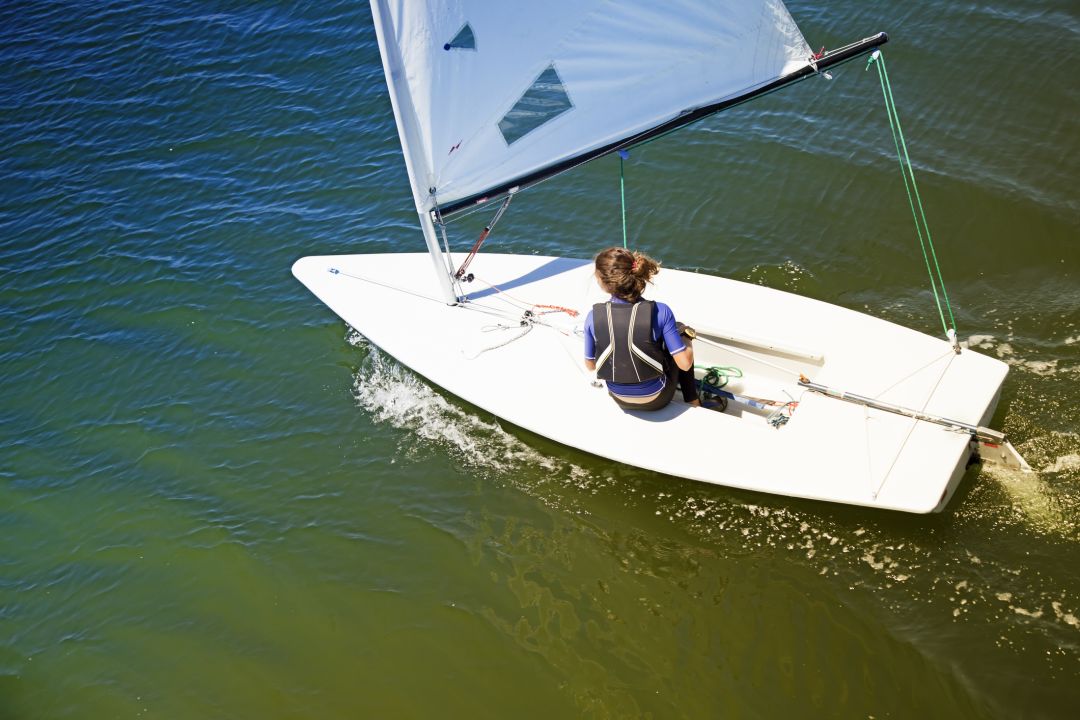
xmin=1 ymin=1 xmax=1077 ymax=717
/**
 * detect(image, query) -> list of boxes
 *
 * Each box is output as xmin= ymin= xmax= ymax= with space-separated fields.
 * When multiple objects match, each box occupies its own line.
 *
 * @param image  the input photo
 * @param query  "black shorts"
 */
xmin=608 ymin=361 xmax=679 ymax=411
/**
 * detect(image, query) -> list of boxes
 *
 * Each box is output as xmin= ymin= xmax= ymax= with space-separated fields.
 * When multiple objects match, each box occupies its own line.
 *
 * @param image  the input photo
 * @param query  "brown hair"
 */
xmin=594 ymin=247 xmax=660 ymax=302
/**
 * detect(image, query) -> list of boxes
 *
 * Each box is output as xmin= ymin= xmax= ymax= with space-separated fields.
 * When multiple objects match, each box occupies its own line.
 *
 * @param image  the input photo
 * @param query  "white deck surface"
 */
xmin=293 ymin=252 xmax=1008 ymax=513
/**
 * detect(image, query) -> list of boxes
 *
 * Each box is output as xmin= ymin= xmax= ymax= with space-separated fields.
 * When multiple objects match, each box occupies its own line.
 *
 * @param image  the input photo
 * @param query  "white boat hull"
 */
xmin=293 ymin=252 xmax=1008 ymax=513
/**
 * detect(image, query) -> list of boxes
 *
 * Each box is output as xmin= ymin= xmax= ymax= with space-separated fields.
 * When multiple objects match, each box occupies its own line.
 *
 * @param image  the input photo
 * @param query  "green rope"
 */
xmin=695 ymin=364 xmax=743 ymax=389
xmin=866 ymin=50 xmax=957 ymax=339
xmin=618 ymin=151 xmax=628 ymax=248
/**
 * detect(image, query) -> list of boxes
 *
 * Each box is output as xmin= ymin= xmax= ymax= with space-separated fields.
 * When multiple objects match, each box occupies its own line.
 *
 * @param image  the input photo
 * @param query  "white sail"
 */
xmin=371 ymin=0 xmax=812 ymax=215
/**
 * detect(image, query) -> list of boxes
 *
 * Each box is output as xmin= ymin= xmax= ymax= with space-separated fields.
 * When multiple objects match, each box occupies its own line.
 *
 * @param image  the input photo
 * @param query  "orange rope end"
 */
xmin=533 ymin=304 xmax=579 ymax=317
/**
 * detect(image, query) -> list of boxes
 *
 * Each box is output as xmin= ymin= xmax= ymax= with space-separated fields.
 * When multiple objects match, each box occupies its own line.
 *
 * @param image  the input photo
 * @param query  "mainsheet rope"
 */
xmin=866 ymin=50 xmax=958 ymax=345
xmin=618 ymin=149 xmax=629 ymax=248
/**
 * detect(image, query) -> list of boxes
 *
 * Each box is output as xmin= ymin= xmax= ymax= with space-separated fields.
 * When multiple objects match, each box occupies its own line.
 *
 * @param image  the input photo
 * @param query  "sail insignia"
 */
xmin=444 ymin=23 xmax=476 ymax=51
xmin=498 ymin=64 xmax=573 ymax=145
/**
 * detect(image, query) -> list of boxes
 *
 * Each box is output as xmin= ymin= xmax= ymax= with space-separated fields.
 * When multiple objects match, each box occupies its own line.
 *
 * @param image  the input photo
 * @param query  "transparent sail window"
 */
xmin=498 ymin=64 xmax=573 ymax=145
xmin=443 ymin=23 xmax=475 ymax=50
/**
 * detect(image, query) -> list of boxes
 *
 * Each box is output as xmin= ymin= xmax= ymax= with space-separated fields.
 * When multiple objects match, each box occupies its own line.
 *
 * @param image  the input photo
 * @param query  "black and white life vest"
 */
xmin=592 ymin=300 xmax=668 ymax=384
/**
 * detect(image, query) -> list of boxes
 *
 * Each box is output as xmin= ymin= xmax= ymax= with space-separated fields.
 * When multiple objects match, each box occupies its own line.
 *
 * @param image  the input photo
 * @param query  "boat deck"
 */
xmin=294 ymin=252 xmax=1008 ymax=513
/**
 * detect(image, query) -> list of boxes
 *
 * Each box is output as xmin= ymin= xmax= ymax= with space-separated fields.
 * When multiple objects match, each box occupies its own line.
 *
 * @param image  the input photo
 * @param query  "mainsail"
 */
xmin=371 ymin=0 xmax=885 ymax=301
xmin=372 ymin=0 xmax=817 ymax=218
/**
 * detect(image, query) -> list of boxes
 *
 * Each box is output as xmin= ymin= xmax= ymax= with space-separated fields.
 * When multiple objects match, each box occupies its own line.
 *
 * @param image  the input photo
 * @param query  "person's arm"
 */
xmin=658 ymin=303 xmax=693 ymax=370
xmin=584 ymin=358 xmax=596 ymax=371
xmin=671 ymin=344 xmax=693 ymax=371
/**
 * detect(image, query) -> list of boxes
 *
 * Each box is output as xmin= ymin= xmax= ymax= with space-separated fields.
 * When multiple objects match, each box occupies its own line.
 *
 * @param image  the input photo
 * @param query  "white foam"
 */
xmin=1051 ymin=601 xmax=1080 ymax=629
xmin=1015 ymin=358 xmax=1059 ymax=376
xmin=964 ymin=331 xmax=1075 ymax=376
xmin=347 ymin=333 xmax=607 ymax=505
xmin=1044 ymin=453 xmax=1080 ymax=474
xmin=965 ymin=334 xmax=996 ymax=349
xmin=984 ymin=464 xmax=1077 ymax=539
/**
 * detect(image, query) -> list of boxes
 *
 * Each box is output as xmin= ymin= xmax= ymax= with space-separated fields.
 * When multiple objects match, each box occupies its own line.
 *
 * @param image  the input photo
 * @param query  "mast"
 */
xmin=371 ymin=0 xmax=457 ymax=304
xmin=418 ymin=207 xmax=457 ymax=303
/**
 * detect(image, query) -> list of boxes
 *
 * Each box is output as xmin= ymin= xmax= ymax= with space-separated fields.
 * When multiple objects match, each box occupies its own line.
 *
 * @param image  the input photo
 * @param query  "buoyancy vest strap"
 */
xmin=592 ymin=300 xmax=667 ymax=384
xmin=594 ymin=303 xmax=615 ymax=372
xmin=628 ymin=302 xmax=663 ymax=375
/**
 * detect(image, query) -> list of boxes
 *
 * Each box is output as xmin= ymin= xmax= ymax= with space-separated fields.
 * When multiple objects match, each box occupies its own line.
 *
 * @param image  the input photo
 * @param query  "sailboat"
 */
xmin=293 ymin=0 xmax=1029 ymax=513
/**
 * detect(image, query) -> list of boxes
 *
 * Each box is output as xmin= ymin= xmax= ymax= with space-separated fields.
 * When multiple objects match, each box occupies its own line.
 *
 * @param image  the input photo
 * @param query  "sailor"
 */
xmin=584 ymin=247 xmax=700 ymax=411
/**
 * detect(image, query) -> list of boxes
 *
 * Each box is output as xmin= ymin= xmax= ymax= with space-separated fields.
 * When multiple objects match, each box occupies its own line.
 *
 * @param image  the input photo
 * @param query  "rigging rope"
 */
xmin=470 ymin=274 xmax=579 ymax=319
xmin=865 ymin=50 xmax=959 ymax=348
xmin=327 ymin=266 xmax=578 ymax=361
xmin=618 ymin=149 xmax=629 ymax=248
xmin=455 ymin=194 xmax=513 ymax=280
xmin=465 ymin=320 xmax=535 ymax=359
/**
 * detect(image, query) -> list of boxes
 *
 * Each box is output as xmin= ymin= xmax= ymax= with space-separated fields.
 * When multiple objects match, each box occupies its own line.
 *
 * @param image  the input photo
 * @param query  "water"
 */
xmin=1 ymin=1 xmax=1077 ymax=717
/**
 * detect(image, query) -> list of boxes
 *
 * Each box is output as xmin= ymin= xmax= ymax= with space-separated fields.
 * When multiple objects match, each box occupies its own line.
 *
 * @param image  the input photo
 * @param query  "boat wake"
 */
xmin=347 ymin=330 xmax=612 ymax=511
xmin=344 ymin=329 xmax=1080 ymax=655
xmin=984 ymin=458 xmax=1078 ymax=540
xmin=959 ymin=331 xmax=1080 ymax=538
xmin=966 ymin=334 xmax=1075 ymax=378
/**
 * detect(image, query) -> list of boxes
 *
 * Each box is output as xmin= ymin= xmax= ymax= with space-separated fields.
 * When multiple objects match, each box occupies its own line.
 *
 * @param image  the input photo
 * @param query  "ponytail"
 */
xmin=594 ymin=247 xmax=660 ymax=301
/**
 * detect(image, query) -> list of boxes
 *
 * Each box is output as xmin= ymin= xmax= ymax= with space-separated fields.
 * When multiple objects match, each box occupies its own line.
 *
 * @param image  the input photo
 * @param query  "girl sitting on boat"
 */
xmin=584 ymin=247 xmax=700 ymax=411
